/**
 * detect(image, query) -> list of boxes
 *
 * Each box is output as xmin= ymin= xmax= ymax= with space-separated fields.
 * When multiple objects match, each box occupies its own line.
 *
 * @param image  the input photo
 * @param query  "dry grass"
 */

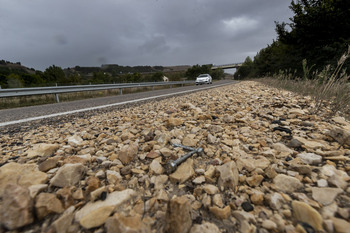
xmin=258 ymin=46 xmax=350 ymax=120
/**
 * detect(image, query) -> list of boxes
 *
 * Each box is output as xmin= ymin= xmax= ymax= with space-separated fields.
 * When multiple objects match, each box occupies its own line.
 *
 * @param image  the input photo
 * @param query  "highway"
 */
xmin=0 ymin=80 xmax=236 ymax=129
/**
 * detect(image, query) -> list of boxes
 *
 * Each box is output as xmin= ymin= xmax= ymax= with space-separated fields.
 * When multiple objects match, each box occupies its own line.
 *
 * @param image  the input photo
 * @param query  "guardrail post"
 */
xmin=120 ymin=88 xmax=123 ymax=95
xmin=152 ymin=86 xmax=154 ymax=91
xmin=55 ymin=94 xmax=60 ymax=103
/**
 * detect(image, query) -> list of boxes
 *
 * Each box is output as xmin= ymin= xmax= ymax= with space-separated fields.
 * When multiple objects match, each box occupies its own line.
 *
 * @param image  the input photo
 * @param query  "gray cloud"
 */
xmin=0 ymin=0 xmax=293 ymax=71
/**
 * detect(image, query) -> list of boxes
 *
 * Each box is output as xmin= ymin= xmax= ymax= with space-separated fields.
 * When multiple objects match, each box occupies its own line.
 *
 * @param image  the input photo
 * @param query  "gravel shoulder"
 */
xmin=0 ymin=81 xmax=349 ymax=232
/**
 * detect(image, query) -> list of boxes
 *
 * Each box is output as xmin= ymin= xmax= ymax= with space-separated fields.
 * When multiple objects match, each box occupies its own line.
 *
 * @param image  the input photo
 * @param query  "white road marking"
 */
xmin=0 ymin=82 xmax=233 ymax=127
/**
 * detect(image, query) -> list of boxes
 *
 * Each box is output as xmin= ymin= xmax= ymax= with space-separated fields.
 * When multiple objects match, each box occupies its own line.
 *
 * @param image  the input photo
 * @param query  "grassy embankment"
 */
xmin=258 ymin=47 xmax=350 ymax=120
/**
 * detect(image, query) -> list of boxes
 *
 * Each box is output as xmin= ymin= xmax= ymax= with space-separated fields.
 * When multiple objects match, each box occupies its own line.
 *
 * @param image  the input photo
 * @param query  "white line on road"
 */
xmin=0 ymin=82 xmax=233 ymax=127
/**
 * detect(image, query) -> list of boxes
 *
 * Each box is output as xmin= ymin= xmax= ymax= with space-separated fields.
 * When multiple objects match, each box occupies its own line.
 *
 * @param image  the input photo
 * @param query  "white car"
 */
xmin=195 ymin=74 xmax=212 ymax=85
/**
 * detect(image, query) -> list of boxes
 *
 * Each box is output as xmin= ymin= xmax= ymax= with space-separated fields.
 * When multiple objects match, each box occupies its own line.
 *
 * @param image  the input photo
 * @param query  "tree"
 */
xmin=185 ymin=64 xmax=212 ymax=79
xmin=251 ymin=0 xmax=350 ymax=77
xmin=43 ymin=65 xmax=66 ymax=84
xmin=211 ymin=68 xmax=225 ymax=80
xmin=234 ymin=56 xmax=255 ymax=79
xmin=6 ymin=74 xmax=23 ymax=88
xmin=151 ymin=72 xmax=164 ymax=82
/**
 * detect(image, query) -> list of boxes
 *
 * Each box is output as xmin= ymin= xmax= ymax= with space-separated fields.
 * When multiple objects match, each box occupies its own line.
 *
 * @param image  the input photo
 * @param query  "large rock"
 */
xmin=311 ymin=187 xmax=343 ymax=206
xmin=169 ymin=158 xmax=195 ymax=184
xmin=50 ymin=206 xmax=75 ymax=233
xmin=0 ymin=184 xmax=34 ymax=230
xmin=150 ymin=159 xmax=164 ymax=174
xmin=293 ymin=136 xmax=326 ymax=150
xmin=50 ymin=163 xmax=86 ymax=187
xmin=236 ymin=156 xmax=270 ymax=172
xmin=321 ymin=165 xmax=349 ymax=189
xmin=67 ymin=134 xmax=84 ymax=146
xmin=75 ymin=189 xmax=137 ymax=229
xmin=0 ymin=163 xmax=48 ymax=196
xmin=165 ymin=196 xmax=192 ymax=233
xmin=216 ymin=161 xmax=239 ymax=191
xmin=35 ymin=193 xmax=64 ymax=219
xmin=118 ymin=143 xmax=139 ymax=165
xmin=105 ymin=213 xmax=151 ymax=233
xmin=26 ymin=143 xmax=59 ymax=158
xmin=209 ymin=205 xmax=231 ymax=219
xmin=327 ymin=127 xmax=350 ymax=146
xmin=273 ymin=174 xmax=302 ymax=193
xmin=292 ymin=201 xmax=323 ymax=232
xmin=331 ymin=217 xmax=350 ymax=233
xmin=297 ymin=152 xmax=322 ymax=165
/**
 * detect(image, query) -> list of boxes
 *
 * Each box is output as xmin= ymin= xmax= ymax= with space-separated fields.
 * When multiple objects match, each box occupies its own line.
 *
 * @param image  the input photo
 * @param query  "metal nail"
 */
xmin=166 ymin=147 xmax=203 ymax=174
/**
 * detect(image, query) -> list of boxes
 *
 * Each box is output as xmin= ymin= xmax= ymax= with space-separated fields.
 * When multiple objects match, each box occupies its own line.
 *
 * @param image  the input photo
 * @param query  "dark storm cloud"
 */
xmin=0 ymin=0 xmax=293 ymax=70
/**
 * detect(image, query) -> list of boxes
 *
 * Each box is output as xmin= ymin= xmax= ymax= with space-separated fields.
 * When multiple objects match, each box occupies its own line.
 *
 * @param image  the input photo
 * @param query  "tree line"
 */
xmin=0 ymin=61 xmax=224 ymax=88
xmin=0 ymin=64 xmax=174 ymax=88
xmin=235 ymin=0 xmax=350 ymax=79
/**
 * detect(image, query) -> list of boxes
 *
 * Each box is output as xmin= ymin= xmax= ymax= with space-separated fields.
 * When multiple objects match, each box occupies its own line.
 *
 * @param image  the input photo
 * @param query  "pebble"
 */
xmin=1 ymin=81 xmax=350 ymax=232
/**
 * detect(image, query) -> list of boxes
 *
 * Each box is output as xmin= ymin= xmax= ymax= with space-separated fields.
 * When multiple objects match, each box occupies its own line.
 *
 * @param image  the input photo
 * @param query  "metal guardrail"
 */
xmin=0 ymin=81 xmax=194 ymax=103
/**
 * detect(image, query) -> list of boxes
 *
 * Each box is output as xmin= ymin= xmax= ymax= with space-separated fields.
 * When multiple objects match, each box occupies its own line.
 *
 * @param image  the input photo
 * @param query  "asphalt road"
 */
xmin=0 ymin=80 xmax=237 ymax=129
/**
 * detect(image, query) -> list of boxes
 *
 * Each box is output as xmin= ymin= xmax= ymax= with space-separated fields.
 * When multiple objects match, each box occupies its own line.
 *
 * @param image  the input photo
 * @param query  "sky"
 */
xmin=0 ymin=0 xmax=293 ymax=71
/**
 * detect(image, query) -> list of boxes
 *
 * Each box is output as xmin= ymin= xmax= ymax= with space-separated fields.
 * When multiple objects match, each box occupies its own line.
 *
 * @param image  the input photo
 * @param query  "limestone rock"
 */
xmin=26 ymin=143 xmax=59 ymax=158
xmin=38 ymin=157 xmax=60 ymax=172
xmin=75 ymin=189 xmax=137 ymax=229
xmin=327 ymin=127 xmax=350 ymax=146
xmin=311 ymin=187 xmax=343 ymax=206
xmin=297 ymin=152 xmax=322 ymax=165
xmin=292 ymin=201 xmax=323 ymax=231
xmin=192 ymin=175 xmax=206 ymax=184
xmin=169 ymin=158 xmax=195 ymax=184
xmin=28 ymin=184 xmax=48 ymax=198
xmin=266 ymin=193 xmax=285 ymax=210
xmin=273 ymin=174 xmax=302 ymax=193
xmin=246 ymin=174 xmax=264 ymax=187
xmin=182 ymin=134 xmax=198 ymax=147
xmin=331 ymin=217 xmax=350 ymax=233
xmin=165 ymin=196 xmax=192 ymax=233
xmin=150 ymin=159 xmax=164 ymax=174
xmin=50 ymin=163 xmax=86 ymax=187
xmin=105 ymin=213 xmax=151 ymax=233
xmin=35 ymin=193 xmax=64 ymax=219
xmin=203 ymin=184 xmax=219 ymax=195
xmin=216 ymin=161 xmax=239 ymax=191
xmin=209 ymin=205 xmax=231 ymax=219
xmin=190 ymin=221 xmax=220 ymax=233
xmin=262 ymin=219 xmax=277 ymax=230
xmin=118 ymin=143 xmax=139 ymax=165
xmin=236 ymin=156 xmax=270 ymax=172
xmin=67 ymin=134 xmax=84 ymax=146
xmin=0 ymin=184 xmax=34 ymax=230
xmin=293 ymin=136 xmax=326 ymax=150
xmin=167 ymin=118 xmax=184 ymax=127
xmin=208 ymin=125 xmax=224 ymax=133
xmin=50 ymin=206 xmax=75 ymax=233
xmin=0 ymin=163 xmax=48 ymax=196
xmin=160 ymin=147 xmax=173 ymax=157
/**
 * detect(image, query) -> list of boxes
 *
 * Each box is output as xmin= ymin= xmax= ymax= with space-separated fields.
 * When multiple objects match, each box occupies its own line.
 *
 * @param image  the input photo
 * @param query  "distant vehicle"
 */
xmin=195 ymin=74 xmax=212 ymax=85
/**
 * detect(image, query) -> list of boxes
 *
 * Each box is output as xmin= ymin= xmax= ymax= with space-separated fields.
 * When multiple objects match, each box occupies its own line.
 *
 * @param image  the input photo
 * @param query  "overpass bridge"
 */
xmin=211 ymin=62 xmax=243 ymax=70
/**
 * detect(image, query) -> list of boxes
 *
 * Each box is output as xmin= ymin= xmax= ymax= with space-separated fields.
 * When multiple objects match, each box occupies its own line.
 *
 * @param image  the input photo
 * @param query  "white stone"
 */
xmin=297 ymin=152 xmax=322 ymax=165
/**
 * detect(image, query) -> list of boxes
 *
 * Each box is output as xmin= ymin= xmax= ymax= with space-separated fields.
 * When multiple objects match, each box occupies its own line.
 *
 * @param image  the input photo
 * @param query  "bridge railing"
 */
xmin=212 ymin=63 xmax=243 ymax=69
xmin=0 ymin=81 xmax=194 ymax=103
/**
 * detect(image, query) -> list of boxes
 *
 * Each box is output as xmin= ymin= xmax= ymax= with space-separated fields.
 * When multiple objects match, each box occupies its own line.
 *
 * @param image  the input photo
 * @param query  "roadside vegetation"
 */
xmin=234 ymin=0 xmax=350 ymax=119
